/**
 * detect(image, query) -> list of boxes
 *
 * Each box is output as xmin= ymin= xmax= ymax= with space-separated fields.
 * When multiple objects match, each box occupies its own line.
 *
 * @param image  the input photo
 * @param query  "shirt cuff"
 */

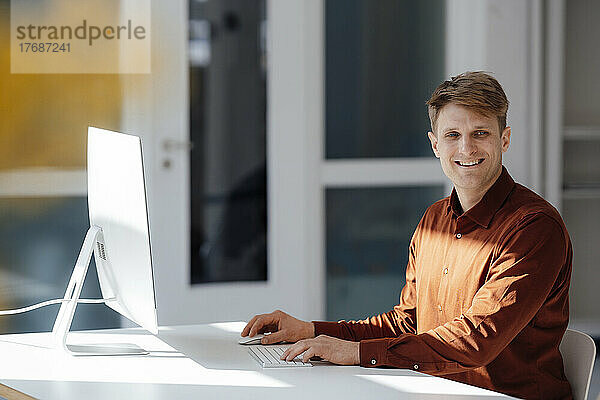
xmin=312 ymin=321 xmax=343 ymax=337
xmin=360 ymin=338 xmax=389 ymax=367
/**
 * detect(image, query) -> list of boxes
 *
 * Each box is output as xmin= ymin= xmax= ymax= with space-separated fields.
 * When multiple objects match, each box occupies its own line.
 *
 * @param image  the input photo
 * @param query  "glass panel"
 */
xmin=189 ymin=0 xmax=267 ymax=284
xmin=0 ymin=1 xmax=130 ymax=334
xmin=562 ymin=198 xmax=600 ymax=322
xmin=325 ymin=0 xmax=445 ymax=159
xmin=0 ymin=197 xmax=120 ymax=334
xmin=326 ymin=186 xmax=444 ymax=321
xmin=0 ymin=0 xmax=123 ymax=171
xmin=564 ymin=0 xmax=600 ymax=126
xmin=563 ymin=140 xmax=600 ymax=188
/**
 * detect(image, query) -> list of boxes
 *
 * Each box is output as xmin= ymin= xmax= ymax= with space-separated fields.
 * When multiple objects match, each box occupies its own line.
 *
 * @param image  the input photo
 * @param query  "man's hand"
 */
xmin=241 ymin=310 xmax=315 ymax=344
xmin=281 ymin=335 xmax=360 ymax=365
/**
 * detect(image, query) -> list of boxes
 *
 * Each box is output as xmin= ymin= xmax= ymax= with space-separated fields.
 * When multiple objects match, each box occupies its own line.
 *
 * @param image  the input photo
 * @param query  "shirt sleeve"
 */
xmin=313 ymin=236 xmax=418 ymax=341
xmin=358 ymin=212 xmax=571 ymax=375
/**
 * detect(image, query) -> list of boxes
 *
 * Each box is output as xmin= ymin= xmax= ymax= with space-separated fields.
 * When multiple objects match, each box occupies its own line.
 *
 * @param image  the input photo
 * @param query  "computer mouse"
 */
xmin=238 ymin=333 xmax=265 ymax=345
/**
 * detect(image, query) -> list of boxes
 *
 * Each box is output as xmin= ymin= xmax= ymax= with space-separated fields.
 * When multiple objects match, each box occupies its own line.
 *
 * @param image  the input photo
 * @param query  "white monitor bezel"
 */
xmin=87 ymin=126 xmax=158 ymax=335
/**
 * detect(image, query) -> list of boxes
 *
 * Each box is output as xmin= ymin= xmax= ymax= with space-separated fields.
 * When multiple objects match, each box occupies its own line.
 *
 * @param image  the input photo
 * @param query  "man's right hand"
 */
xmin=241 ymin=310 xmax=315 ymax=345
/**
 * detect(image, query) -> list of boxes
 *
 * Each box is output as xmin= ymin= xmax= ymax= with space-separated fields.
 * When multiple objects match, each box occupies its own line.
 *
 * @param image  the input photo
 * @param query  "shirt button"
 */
xmin=456 ymin=233 xmax=462 ymax=239
xmin=413 ymin=364 xmax=419 ymax=370
xmin=371 ymin=359 xmax=376 ymax=365
xmin=438 ymin=305 xmax=442 ymax=311
xmin=443 ymin=268 xmax=448 ymax=275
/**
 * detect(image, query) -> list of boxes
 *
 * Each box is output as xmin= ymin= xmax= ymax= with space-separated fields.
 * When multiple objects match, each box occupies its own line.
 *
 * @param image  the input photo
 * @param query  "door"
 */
xmin=146 ymin=0 xmax=324 ymax=324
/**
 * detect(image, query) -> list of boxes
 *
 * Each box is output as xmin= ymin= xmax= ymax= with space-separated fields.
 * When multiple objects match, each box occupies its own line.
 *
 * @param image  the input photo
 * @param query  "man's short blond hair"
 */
xmin=426 ymin=71 xmax=509 ymax=133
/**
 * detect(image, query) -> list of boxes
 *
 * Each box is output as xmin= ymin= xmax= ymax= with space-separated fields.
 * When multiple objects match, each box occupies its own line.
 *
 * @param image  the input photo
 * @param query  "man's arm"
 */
xmin=241 ymin=234 xmax=420 ymax=345
xmin=357 ymin=213 xmax=570 ymax=373
xmin=283 ymin=212 xmax=570 ymax=370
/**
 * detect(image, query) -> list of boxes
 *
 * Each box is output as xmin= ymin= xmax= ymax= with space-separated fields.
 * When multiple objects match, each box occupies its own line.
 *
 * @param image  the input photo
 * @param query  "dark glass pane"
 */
xmin=326 ymin=186 xmax=444 ymax=321
xmin=563 ymin=198 xmax=600 ymax=323
xmin=563 ymin=140 xmax=600 ymax=187
xmin=189 ymin=0 xmax=267 ymax=284
xmin=0 ymin=197 xmax=120 ymax=334
xmin=325 ymin=0 xmax=445 ymax=158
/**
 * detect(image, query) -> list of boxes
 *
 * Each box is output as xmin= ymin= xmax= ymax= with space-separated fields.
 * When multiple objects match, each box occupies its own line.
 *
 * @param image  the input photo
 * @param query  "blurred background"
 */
xmin=0 ymin=0 xmax=598 ymax=396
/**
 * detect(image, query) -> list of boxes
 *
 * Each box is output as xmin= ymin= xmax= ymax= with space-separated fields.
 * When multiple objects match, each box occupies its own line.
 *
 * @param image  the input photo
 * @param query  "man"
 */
xmin=242 ymin=72 xmax=573 ymax=399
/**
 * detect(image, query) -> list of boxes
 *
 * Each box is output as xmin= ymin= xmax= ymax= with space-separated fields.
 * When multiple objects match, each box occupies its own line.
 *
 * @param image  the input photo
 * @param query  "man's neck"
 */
xmin=455 ymin=168 xmax=503 ymax=213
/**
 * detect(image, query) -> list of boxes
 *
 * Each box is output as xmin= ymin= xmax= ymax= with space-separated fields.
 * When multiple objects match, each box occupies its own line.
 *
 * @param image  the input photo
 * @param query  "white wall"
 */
xmin=446 ymin=0 xmax=543 ymax=192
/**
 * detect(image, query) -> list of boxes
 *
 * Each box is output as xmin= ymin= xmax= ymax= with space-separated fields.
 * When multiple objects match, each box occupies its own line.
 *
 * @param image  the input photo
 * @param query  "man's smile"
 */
xmin=455 ymin=158 xmax=485 ymax=167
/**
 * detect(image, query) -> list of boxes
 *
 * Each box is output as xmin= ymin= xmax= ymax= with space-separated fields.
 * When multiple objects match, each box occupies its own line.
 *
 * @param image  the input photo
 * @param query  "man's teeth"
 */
xmin=457 ymin=159 xmax=482 ymax=166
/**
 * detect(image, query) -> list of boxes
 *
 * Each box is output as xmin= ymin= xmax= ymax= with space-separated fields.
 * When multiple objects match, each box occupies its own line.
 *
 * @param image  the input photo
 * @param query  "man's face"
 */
xmin=427 ymin=103 xmax=510 ymax=193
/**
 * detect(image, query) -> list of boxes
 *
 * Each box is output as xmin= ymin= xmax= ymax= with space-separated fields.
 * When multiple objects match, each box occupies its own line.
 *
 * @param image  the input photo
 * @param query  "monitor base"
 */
xmin=66 ymin=343 xmax=149 ymax=356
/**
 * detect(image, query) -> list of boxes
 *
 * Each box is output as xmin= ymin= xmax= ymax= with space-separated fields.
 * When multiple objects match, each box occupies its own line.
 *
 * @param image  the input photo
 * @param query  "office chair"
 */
xmin=560 ymin=328 xmax=597 ymax=400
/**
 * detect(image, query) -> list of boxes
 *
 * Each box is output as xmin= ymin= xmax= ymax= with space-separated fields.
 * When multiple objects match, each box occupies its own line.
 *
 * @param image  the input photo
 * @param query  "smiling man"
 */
xmin=242 ymin=72 xmax=573 ymax=399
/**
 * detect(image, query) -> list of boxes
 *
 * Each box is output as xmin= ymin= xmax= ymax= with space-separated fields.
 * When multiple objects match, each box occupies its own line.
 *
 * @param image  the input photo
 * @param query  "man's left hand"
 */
xmin=281 ymin=335 xmax=360 ymax=365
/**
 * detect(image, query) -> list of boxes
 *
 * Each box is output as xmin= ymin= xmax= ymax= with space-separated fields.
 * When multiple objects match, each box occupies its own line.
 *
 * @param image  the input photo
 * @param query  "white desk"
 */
xmin=0 ymin=322 xmax=513 ymax=399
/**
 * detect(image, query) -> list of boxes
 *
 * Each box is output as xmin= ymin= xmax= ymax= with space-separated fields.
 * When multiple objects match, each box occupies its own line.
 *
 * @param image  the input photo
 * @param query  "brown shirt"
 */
xmin=314 ymin=167 xmax=572 ymax=399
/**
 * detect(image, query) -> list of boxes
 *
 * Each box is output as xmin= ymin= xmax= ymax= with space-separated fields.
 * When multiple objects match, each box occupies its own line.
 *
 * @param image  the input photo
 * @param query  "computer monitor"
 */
xmin=51 ymin=127 xmax=158 ymax=356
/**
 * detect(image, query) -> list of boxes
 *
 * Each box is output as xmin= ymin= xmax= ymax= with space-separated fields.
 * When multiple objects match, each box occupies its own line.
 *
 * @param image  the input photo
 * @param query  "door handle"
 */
xmin=162 ymin=139 xmax=194 ymax=152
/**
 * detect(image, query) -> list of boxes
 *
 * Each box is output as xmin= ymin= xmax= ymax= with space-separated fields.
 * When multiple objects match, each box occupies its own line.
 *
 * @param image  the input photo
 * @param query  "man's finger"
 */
xmin=281 ymin=344 xmax=292 ymax=360
xmin=281 ymin=341 xmax=300 ymax=360
xmin=249 ymin=314 xmax=276 ymax=337
xmin=302 ymin=348 xmax=316 ymax=363
xmin=261 ymin=330 xmax=286 ymax=345
xmin=241 ymin=315 xmax=259 ymax=337
xmin=285 ymin=341 xmax=310 ymax=361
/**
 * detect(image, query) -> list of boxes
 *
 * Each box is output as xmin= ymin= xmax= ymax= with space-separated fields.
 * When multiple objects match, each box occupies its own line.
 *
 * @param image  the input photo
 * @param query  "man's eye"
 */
xmin=446 ymin=132 xmax=459 ymax=138
xmin=475 ymin=131 xmax=488 ymax=136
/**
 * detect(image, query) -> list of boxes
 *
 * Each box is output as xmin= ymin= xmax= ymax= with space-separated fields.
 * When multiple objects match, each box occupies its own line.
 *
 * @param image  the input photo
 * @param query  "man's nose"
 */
xmin=459 ymin=135 xmax=477 ymax=155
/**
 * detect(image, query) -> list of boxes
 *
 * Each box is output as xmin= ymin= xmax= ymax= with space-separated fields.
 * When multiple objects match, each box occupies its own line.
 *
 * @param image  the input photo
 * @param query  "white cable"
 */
xmin=78 ymin=298 xmax=115 ymax=304
xmin=0 ymin=297 xmax=116 ymax=315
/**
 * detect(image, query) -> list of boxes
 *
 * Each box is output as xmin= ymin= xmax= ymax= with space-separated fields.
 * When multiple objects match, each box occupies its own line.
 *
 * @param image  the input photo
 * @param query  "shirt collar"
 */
xmin=446 ymin=166 xmax=515 ymax=228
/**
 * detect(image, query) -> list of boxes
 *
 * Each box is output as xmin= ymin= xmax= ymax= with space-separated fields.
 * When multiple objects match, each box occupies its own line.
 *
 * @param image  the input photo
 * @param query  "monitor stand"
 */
xmin=52 ymin=225 xmax=149 ymax=356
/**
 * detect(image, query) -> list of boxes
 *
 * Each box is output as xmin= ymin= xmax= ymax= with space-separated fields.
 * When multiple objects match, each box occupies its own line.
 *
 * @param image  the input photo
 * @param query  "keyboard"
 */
xmin=248 ymin=345 xmax=313 ymax=368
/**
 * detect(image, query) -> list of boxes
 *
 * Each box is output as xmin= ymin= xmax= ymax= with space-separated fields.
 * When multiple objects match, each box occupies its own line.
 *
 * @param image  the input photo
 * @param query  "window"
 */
xmin=189 ymin=0 xmax=268 ymax=284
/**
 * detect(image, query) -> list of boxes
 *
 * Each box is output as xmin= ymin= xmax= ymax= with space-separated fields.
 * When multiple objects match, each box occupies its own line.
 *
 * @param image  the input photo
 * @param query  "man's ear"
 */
xmin=501 ymin=126 xmax=511 ymax=153
xmin=428 ymin=131 xmax=440 ymax=158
